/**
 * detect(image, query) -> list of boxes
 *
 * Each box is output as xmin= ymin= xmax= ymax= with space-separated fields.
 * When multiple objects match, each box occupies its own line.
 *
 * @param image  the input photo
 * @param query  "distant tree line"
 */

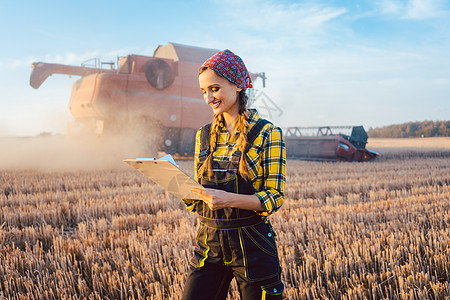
xmin=367 ymin=121 xmax=450 ymax=138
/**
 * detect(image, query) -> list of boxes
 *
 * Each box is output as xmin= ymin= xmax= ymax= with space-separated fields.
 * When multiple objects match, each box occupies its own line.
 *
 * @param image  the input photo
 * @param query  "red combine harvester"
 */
xmin=30 ymin=42 xmax=378 ymax=161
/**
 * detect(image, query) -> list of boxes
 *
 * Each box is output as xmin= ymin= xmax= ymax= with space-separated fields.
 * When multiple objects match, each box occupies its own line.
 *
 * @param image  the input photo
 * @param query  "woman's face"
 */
xmin=199 ymin=68 xmax=242 ymax=116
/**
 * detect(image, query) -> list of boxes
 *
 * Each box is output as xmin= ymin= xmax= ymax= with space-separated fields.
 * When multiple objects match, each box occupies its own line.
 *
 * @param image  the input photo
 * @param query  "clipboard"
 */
xmin=123 ymin=157 xmax=205 ymax=200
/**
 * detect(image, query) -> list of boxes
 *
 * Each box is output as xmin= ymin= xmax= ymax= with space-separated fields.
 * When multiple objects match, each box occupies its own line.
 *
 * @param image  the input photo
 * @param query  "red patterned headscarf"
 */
xmin=201 ymin=49 xmax=253 ymax=91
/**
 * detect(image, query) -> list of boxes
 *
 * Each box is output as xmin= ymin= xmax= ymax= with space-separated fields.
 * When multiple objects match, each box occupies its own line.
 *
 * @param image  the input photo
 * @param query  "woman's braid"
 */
xmin=199 ymin=90 xmax=252 ymax=181
xmin=199 ymin=113 xmax=224 ymax=179
xmin=235 ymin=91 xmax=251 ymax=181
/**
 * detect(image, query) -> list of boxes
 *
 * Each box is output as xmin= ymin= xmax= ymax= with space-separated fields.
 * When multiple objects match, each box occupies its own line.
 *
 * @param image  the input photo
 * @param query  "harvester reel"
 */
xmin=144 ymin=59 xmax=174 ymax=90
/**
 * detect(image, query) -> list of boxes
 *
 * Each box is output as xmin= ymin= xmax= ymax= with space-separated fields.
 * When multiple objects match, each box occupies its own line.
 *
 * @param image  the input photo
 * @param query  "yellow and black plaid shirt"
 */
xmin=184 ymin=109 xmax=286 ymax=217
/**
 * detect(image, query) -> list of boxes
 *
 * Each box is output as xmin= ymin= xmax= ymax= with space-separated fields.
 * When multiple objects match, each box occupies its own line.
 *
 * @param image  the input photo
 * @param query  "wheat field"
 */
xmin=367 ymin=137 xmax=450 ymax=160
xmin=0 ymin=144 xmax=449 ymax=299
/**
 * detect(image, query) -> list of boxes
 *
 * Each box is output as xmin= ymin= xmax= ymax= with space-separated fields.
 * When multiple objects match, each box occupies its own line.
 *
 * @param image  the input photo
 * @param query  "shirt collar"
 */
xmin=217 ymin=109 xmax=261 ymax=134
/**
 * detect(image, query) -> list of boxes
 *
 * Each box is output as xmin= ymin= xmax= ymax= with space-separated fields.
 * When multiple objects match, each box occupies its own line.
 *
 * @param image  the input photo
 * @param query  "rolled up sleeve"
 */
xmin=253 ymin=126 xmax=286 ymax=216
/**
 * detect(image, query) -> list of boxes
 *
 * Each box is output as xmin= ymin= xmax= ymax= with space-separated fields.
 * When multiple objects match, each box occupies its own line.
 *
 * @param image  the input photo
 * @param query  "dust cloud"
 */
xmin=0 ymin=131 xmax=162 ymax=171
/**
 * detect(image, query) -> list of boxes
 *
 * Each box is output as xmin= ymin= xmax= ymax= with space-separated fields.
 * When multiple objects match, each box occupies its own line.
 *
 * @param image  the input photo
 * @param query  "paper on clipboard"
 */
xmin=123 ymin=155 xmax=205 ymax=200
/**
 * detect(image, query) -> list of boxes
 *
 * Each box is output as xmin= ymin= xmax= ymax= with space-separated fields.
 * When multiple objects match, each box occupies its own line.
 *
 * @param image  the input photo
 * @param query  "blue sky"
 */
xmin=1 ymin=0 xmax=449 ymax=136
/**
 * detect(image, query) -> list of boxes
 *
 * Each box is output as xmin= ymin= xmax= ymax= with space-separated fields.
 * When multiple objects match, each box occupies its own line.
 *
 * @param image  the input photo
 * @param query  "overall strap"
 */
xmin=230 ymin=118 xmax=271 ymax=161
xmin=244 ymin=118 xmax=271 ymax=153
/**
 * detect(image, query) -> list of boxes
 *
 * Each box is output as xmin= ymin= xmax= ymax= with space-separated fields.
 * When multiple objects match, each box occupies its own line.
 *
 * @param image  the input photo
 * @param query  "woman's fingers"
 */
xmin=191 ymin=188 xmax=231 ymax=211
xmin=192 ymin=188 xmax=209 ymax=200
xmin=192 ymin=188 xmax=224 ymax=210
xmin=192 ymin=188 xmax=205 ymax=194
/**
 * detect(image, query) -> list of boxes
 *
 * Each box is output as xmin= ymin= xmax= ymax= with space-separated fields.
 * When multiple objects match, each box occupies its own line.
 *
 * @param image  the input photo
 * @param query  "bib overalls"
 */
xmin=182 ymin=119 xmax=284 ymax=300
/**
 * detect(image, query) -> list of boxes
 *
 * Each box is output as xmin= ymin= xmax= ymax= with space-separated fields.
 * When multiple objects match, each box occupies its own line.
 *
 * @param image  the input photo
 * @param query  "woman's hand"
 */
xmin=192 ymin=188 xmax=231 ymax=211
xmin=192 ymin=188 xmax=264 ymax=211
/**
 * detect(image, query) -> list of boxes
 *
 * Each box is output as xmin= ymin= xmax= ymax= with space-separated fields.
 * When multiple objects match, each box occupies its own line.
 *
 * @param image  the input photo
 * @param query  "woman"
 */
xmin=182 ymin=49 xmax=286 ymax=300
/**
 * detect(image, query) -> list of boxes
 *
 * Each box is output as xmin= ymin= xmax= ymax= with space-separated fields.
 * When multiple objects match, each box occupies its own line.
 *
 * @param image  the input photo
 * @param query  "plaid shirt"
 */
xmin=184 ymin=109 xmax=286 ymax=217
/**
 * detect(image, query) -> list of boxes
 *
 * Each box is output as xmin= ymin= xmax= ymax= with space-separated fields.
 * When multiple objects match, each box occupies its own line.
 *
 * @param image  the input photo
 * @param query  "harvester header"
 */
xmin=284 ymin=126 xmax=378 ymax=161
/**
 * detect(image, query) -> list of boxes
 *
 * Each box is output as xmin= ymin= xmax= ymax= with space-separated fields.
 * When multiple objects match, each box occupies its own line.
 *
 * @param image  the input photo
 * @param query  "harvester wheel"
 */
xmin=143 ymin=59 xmax=174 ymax=90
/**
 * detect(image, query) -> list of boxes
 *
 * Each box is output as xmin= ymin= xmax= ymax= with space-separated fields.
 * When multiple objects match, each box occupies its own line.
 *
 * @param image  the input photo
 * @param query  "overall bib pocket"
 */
xmin=201 ymin=167 xmax=237 ymax=185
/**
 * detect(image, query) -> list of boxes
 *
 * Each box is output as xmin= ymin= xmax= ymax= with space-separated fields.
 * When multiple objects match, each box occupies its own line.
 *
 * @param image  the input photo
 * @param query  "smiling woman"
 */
xmin=181 ymin=49 xmax=286 ymax=300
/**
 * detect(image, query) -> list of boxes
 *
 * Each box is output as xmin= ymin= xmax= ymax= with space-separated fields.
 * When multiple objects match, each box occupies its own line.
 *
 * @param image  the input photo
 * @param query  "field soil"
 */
xmin=0 ymin=137 xmax=449 ymax=299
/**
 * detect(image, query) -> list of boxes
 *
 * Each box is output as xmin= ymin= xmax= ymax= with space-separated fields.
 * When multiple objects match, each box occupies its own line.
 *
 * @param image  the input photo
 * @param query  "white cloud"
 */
xmin=296 ymin=7 xmax=348 ymax=29
xmin=10 ymin=59 xmax=26 ymax=69
xmin=215 ymin=0 xmax=347 ymax=50
xmin=405 ymin=0 xmax=446 ymax=19
xmin=378 ymin=0 xmax=403 ymax=14
xmin=2 ymin=46 xmax=142 ymax=71
xmin=42 ymin=51 xmax=110 ymax=66
xmin=377 ymin=0 xmax=449 ymax=19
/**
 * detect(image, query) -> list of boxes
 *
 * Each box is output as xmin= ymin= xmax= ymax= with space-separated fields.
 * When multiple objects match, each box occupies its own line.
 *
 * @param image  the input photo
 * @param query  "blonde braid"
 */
xmin=235 ymin=110 xmax=251 ymax=181
xmin=198 ymin=88 xmax=251 ymax=182
xmin=199 ymin=113 xmax=224 ymax=179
